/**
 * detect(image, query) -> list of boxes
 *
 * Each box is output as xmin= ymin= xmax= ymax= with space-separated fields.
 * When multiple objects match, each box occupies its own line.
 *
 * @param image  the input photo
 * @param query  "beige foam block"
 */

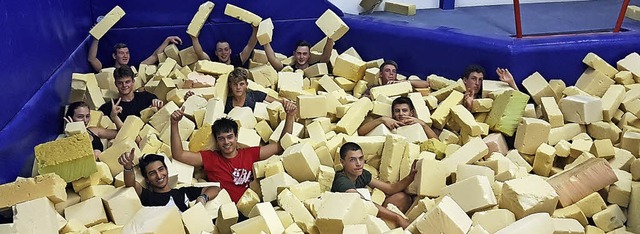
xmin=553 ymin=204 xmax=589 ymax=227
xmin=224 ymin=3 xmax=262 ymax=26
xmin=195 ymin=60 xmax=234 ymax=75
xmin=159 ymin=116 xmax=195 ymax=144
xmin=182 ymin=95 xmax=207 ymax=118
xmin=318 ymin=75 xmax=342 ymax=93
xmin=425 ymin=74 xmax=453 ymax=90
xmin=99 ymin=140 xmax=141 ymax=176
xmin=277 ymin=71 xmax=304 ymax=91
xmin=148 ymin=101 xmax=179 ymax=132
xmin=627 ymin=5 xmax=640 ymax=21
xmin=245 ymin=202 xmax=284 ymax=234
xmin=601 ymin=85 xmax=626 ymax=121
xmin=514 ymin=117 xmax=551 ymax=155
xmin=592 ymin=204 xmax=626 ymax=232
xmin=277 ymin=189 xmax=316 ymax=232
xmin=236 ymin=189 xmax=260 ymax=218
xmin=122 ymin=206 xmax=185 ymax=234
xmin=431 ymin=79 xmax=466 ymax=102
xmin=78 ymin=184 xmax=116 ymax=201
xmin=370 ymin=81 xmax=414 ymax=99
xmin=334 ymin=77 xmax=355 ymax=91
xmin=89 ymin=6 xmax=125 ymax=39
xmin=441 ymin=175 xmax=496 ymax=213
xmin=333 ymin=53 xmax=366 ymax=82
xmin=64 ymin=197 xmax=108 ymax=227
xmin=548 ymin=123 xmax=585 ymax=146
xmin=54 ymin=189 xmax=81 ymax=215
xmin=457 ymin=164 xmax=495 ymax=182
xmin=548 ymin=79 xmax=567 ymax=100
xmin=470 ymin=209 xmax=515 ymax=233
xmin=228 ymin=106 xmax=257 ymax=129
xmin=214 ymin=202 xmax=239 ymax=234
xmin=408 ymin=158 xmax=448 ymax=197
xmin=315 ymin=9 xmax=349 ymax=40
xmin=378 ymin=134 xmax=407 ymax=183
xmin=415 ymin=196 xmax=472 ymax=234
xmin=384 ymin=1 xmax=416 ymax=15
xmin=505 ymin=149 xmax=533 ymax=172
xmin=522 ymin=71 xmax=556 ymax=104
xmin=257 ymin=18 xmax=274 ymax=45
xmin=499 ymin=176 xmax=559 ymax=219
xmin=431 ymin=90 xmax=464 ymax=129
xmin=186 ymin=1 xmax=214 ymax=37
xmin=68 ymin=70 xmax=87 ymax=103
xmin=288 ymin=181 xmax=321 ymax=202
xmin=481 ymin=80 xmax=512 ymax=98
xmin=261 ymin=172 xmax=299 ymax=202
xmin=35 ymin=133 xmax=97 ymax=182
xmin=64 ymin=121 xmax=87 ymax=137
xmin=583 ymin=52 xmax=618 ymax=78
xmin=335 ymin=98 xmax=373 ymax=135
xmin=316 ymin=192 xmax=368 ymax=233
xmin=81 ymin=74 xmax=106 ymax=112
xmin=589 ymin=139 xmax=614 ymax=159
xmin=282 ymin=142 xmax=321 ymax=182
xmin=297 ymin=95 xmax=327 ymax=119
xmin=441 ymin=137 xmax=488 ymax=176
xmin=608 ymin=169 xmax=632 ymax=208
xmin=269 ymin=120 xmax=304 ymax=143
xmin=471 ymin=98 xmax=493 ymax=113
xmin=451 ymin=104 xmax=482 ymax=136
xmin=617 ymin=52 xmax=640 ymax=81
xmin=12 ymin=197 xmax=59 ymax=234
xmin=163 ymin=44 xmax=180 ymax=64
xmin=101 ymin=187 xmax=142 ymax=226
xmin=202 ymin=98 xmax=225 ymax=126
xmin=620 ymin=131 xmax=640 ymax=157
xmin=547 ymin=158 xmax=618 ymax=207
xmin=576 ymin=68 xmax=615 ymax=97
xmin=494 ymin=213 xmax=554 ymax=234
xmin=532 ymin=143 xmax=556 ymax=177
xmin=614 ymin=70 xmax=634 ymax=85
xmin=303 ymin=63 xmax=328 ymax=79
xmin=113 ymin=115 xmax=144 ymax=144
xmin=391 ymin=123 xmax=427 ymax=144
xmin=181 ymin=205 xmax=215 ymax=234
xmin=487 ymin=90 xmax=530 ymax=137
xmin=540 ymin=96 xmax=564 ymax=128
xmin=522 ymin=103 xmax=537 ymax=118
xmin=316 ymin=165 xmax=335 ymax=193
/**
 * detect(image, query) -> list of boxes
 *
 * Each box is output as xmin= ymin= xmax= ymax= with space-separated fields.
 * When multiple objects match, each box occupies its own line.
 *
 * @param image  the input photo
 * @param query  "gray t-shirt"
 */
xmin=331 ymin=169 xmax=372 ymax=192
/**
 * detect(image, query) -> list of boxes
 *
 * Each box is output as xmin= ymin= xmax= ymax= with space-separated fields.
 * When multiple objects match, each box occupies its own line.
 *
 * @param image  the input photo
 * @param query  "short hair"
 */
xmin=66 ymin=101 xmax=89 ymax=118
xmin=294 ymin=40 xmax=311 ymax=50
xmin=391 ymin=96 xmax=415 ymax=111
xmin=339 ymin=142 xmax=363 ymax=160
xmin=215 ymin=40 xmax=230 ymax=49
xmin=228 ymin=67 xmax=249 ymax=85
xmin=113 ymin=43 xmax=128 ymax=54
xmin=139 ymin=154 xmax=167 ymax=179
xmin=212 ymin=117 xmax=238 ymax=139
xmin=463 ymin=64 xmax=486 ymax=80
xmin=379 ymin=60 xmax=398 ymax=71
xmin=113 ymin=66 xmax=134 ymax=81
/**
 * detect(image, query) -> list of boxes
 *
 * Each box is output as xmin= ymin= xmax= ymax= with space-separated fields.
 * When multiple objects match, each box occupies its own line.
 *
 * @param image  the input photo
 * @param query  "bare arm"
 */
xmin=89 ymin=127 xmax=118 ymax=140
xmin=400 ymin=117 xmax=437 ymax=139
xmin=190 ymin=35 xmax=211 ymax=61
xmin=497 ymin=68 xmax=519 ymax=91
xmin=264 ymin=43 xmax=284 ymax=71
xmin=109 ymin=98 xmax=124 ymax=129
xmin=239 ymin=26 xmax=258 ymax=64
xmin=357 ymin=117 xmax=401 ymax=136
xmin=259 ymin=99 xmax=297 ymax=160
xmin=409 ymin=80 xmax=430 ymax=88
xmin=88 ymin=38 xmax=103 ymax=72
xmin=319 ymin=37 xmax=334 ymax=64
xmin=118 ymin=148 xmax=142 ymax=196
xmin=369 ymin=160 xmax=417 ymax=194
xmin=196 ymin=186 xmax=222 ymax=205
xmin=170 ymin=108 xmax=204 ymax=166
xmin=344 ymin=189 xmax=409 ymax=229
xmin=141 ymin=36 xmax=183 ymax=65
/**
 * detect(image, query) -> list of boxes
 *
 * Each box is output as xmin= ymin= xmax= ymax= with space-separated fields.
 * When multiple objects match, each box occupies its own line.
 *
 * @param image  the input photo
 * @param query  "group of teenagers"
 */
xmin=63 ymin=20 xmax=521 ymax=228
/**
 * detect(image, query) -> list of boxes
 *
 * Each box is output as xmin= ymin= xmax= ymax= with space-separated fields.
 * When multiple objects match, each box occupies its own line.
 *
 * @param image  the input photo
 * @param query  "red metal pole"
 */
xmin=614 ymin=0 xmax=631 ymax=32
xmin=514 ymin=0 xmax=523 ymax=38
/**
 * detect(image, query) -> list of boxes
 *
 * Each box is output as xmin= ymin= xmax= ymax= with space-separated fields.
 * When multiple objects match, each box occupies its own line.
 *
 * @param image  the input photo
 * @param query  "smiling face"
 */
xmin=215 ymin=131 xmax=238 ymax=157
xmin=113 ymin=47 xmax=130 ymax=66
xmin=72 ymin=106 xmax=91 ymax=126
xmin=293 ymin=46 xmax=310 ymax=67
xmin=464 ymin=71 xmax=484 ymax=95
xmin=341 ymin=149 xmax=365 ymax=178
xmin=144 ymin=161 xmax=169 ymax=190
xmin=392 ymin=103 xmax=413 ymax=121
xmin=215 ymin=42 xmax=232 ymax=63
xmin=115 ymin=76 xmax=134 ymax=97
xmin=380 ymin=64 xmax=397 ymax=85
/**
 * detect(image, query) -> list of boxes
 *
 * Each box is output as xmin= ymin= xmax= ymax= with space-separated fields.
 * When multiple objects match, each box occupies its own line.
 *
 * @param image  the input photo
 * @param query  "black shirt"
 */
xmin=331 ymin=169 xmax=372 ymax=192
xmin=139 ymin=187 xmax=202 ymax=212
xmin=99 ymin=91 xmax=157 ymax=120
xmin=224 ymin=90 xmax=268 ymax=114
xmin=212 ymin=53 xmax=246 ymax=68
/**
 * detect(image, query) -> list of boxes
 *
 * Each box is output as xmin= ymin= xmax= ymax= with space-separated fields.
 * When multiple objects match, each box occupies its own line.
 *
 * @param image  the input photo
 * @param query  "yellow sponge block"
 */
xmin=0 ymin=173 xmax=67 ymax=208
xmin=224 ymin=4 xmax=262 ymax=27
xmin=89 ymin=6 xmax=126 ymax=40
xmin=187 ymin=1 xmax=215 ymax=37
xmin=35 ymin=133 xmax=97 ymax=182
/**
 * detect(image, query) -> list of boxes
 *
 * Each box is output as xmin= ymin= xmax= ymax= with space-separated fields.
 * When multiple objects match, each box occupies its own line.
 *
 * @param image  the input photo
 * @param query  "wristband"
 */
xmin=198 ymin=194 xmax=209 ymax=203
xmin=123 ymin=167 xmax=134 ymax=172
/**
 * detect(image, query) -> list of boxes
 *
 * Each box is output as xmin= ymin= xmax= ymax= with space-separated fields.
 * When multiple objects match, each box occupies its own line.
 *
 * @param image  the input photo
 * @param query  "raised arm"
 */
xmin=496 ymin=67 xmax=519 ymax=90
xmin=141 ymin=36 xmax=183 ymax=65
xmin=88 ymin=38 xmax=103 ymax=72
xmin=109 ymin=98 xmax=124 ymax=129
xmin=190 ymin=35 xmax=211 ymax=61
xmin=368 ymin=160 xmax=417 ymax=195
xmin=319 ymin=37 xmax=334 ymax=64
xmin=196 ymin=186 xmax=222 ymax=205
xmin=357 ymin=116 xmax=402 ymax=136
xmin=259 ymin=99 xmax=297 ymax=160
xmin=344 ymin=188 xmax=410 ymax=229
xmin=409 ymin=80 xmax=430 ymax=89
xmin=170 ymin=107 xmax=204 ymax=166
xmin=118 ymin=148 xmax=142 ymax=196
xmin=264 ymin=42 xmax=284 ymax=71
xmin=239 ymin=26 xmax=258 ymax=64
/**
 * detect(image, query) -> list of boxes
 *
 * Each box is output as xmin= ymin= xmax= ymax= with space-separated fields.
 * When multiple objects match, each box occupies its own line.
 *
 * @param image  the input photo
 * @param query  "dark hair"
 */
xmin=113 ymin=43 xmax=128 ymax=54
xmin=339 ymin=142 xmax=363 ymax=160
xmin=212 ymin=117 xmax=238 ymax=139
xmin=139 ymin=154 xmax=167 ymax=179
xmin=294 ymin=40 xmax=311 ymax=50
xmin=66 ymin=101 xmax=89 ymax=118
xmin=228 ymin=67 xmax=249 ymax=85
xmin=113 ymin=66 xmax=134 ymax=81
xmin=462 ymin=64 xmax=485 ymax=98
xmin=379 ymin=60 xmax=398 ymax=71
xmin=216 ymin=40 xmax=230 ymax=49
xmin=391 ymin=96 xmax=414 ymax=111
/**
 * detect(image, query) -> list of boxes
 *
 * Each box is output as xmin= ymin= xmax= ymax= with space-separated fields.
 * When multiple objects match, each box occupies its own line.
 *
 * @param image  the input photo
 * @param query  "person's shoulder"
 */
xmin=136 ymin=91 xmax=157 ymax=99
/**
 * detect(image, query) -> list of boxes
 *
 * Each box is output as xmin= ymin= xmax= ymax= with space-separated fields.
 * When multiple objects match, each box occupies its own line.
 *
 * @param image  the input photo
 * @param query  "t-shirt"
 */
xmin=139 ymin=186 xmax=202 ymax=212
xmin=99 ymin=91 xmax=157 ymax=120
xmin=224 ymin=90 xmax=268 ymax=113
xmin=331 ymin=169 xmax=373 ymax=192
xmin=212 ymin=53 xmax=246 ymax=68
xmin=201 ymin=147 xmax=261 ymax=202
xmin=87 ymin=129 xmax=103 ymax=151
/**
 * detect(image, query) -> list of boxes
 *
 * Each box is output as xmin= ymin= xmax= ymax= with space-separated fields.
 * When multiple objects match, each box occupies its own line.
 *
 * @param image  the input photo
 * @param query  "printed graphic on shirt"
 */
xmin=232 ymin=168 xmax=252 ymax=186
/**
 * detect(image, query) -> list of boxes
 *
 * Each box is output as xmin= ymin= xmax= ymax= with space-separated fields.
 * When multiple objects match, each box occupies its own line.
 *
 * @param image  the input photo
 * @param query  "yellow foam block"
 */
xmin=522 ymin=71 xmax=556 ymax=105
xmin=315 ymin=9 xmax=350 ymax=40
xmin=102 ymin=187 xmax=143 ymax=226
xmin=64 ymin=197 xmax=108 ymax=227
xmin=415 ymin=196 xmax=472 ymax=234
xmin=583 ymin=52 xmax=618 ymax=78
xmin=195 ymin=60 xmax=234 ymax=75
xmin=333 ymin=53 xmax=366 ymax=82
xmin=13 ymin=197 xmax=60 ymax=234
xmin=297 ymin=95 xmax=327 ymax=119
xmin=532 ymin=143 xmax=556 ymax=176
xmin=514 ymin=117 xmax=551 ymax=155
xmin=256 ymin=18 xmax=274 ymax=46
xmin=277 ymin=189 xmax=316 ymax=232
xmin=431 ymin=90 xmax=464 ymax=129
xmin=384 ymin=1 xmax=416 ymax=16
xmin=441 ymin=175 xmax=497 ymax=213
xmin=540 ymin=96 xmax=564 ymax=128
xmin=335 ymin=98 xmax=372 ymax=135
xmin=409 ymin=158 xmax=448 ymax=197
xmin=122 ymin=206 xmax=185 ymax=234
xmin=494 ymin=213 xmax=554 ymax=234
xmin=441 ymin=137 xmax=488 ymax=175
xmin=0 ymin=173 xmax=66 ymax=209
xmin=499 ymin=176 xmax=559 ymax=219
xmin=35 ymin=133 xmax=97 ymax=182
xmin=592 ymin=205 xmax=627 ymax=232
xmin=559 ymin=95 xmax=603 ymax=124
xmin=187 ymin=2 xmax=215 ymax=37
xmin=617 ymin=52 xmax=640 ymax=81
xmin=282 ymin=143 xmax=321 ymax=182
xmin=90 ymin=6 xmax=126 ymax=40
xmin=576 ymin=68 xmax=615 ymax=97
xmin=316 ymin=192 xmax=368 ymax=233
xmin=471 ymin=209 xmax=515 ymax=233
xmin=224 ymin=4 xmax=262 ymax=26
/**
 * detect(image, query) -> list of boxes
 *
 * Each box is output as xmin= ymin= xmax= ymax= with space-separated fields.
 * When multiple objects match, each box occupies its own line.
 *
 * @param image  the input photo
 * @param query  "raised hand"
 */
xmin=282 ymin=99 xmax=298 ymax=116
xmin=166 ymin=36 xmax=182 ymax=45
xmin=118 ymin=148 xmax=136 ymax=170
xmin=463 ymin=89 xmax=475 ymax=110
xmin=381 ymin=116 xmax=403 ymax=129
xmin=151 ymin=99 xmax=164 ymax=109
xmin=171 ymin=107 xmax=185 ymax=123
xmin=496 ymin=67 xmax=517 ymax=89
xmin=111 ymin=98 xmax=123 ymax=119
xmin=183 ymin=91 xmax=195 ymax=101
xmin=64 ymin=116 xmax=74 ymax=124
xmin=400 ymin=116 xmax=426 ymax=126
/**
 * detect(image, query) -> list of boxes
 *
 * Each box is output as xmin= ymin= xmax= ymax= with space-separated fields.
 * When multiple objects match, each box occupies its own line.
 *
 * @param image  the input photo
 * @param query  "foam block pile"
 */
xmin=2 ymin=4 xmax=640 ymax=234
